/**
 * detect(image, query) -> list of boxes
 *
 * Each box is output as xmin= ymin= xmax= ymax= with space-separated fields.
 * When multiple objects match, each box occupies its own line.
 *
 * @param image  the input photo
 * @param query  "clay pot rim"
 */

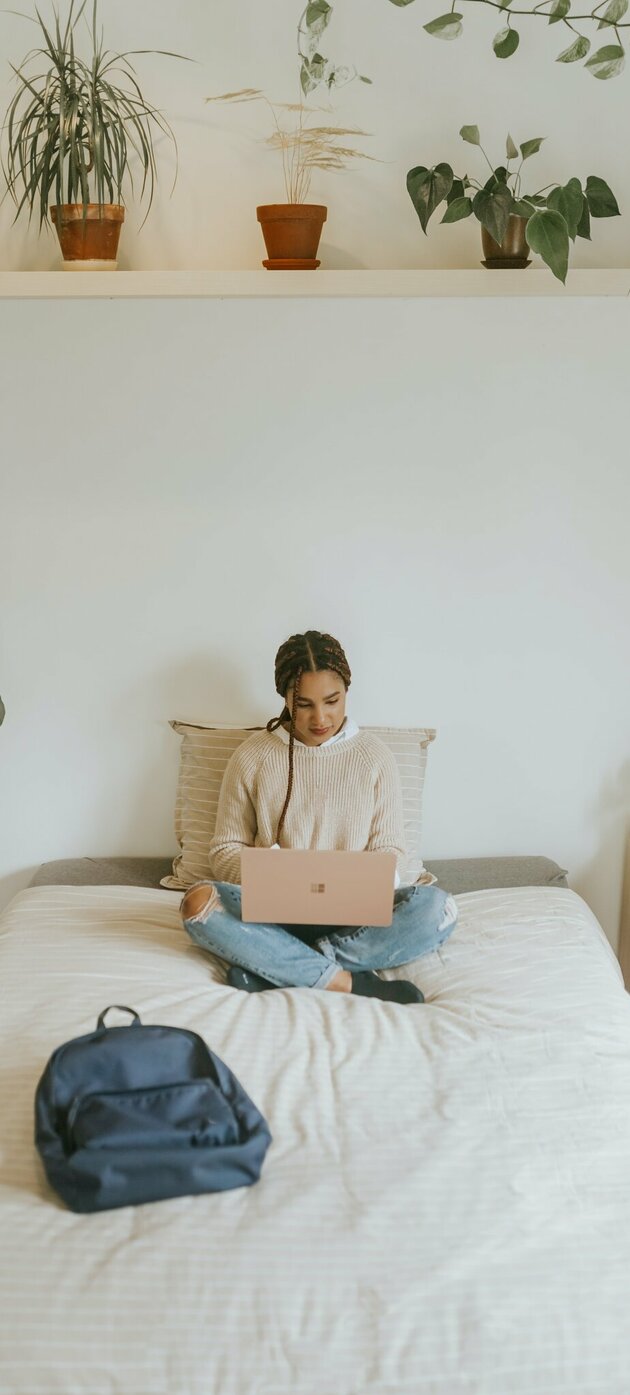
xmin=256 ymin=203 xmax=327 ymax=223
xmin=50 ymin=203 xmax=125 ymax=224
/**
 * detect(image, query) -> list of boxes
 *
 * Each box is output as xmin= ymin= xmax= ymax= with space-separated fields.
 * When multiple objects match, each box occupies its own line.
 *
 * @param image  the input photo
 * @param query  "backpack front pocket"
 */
xmin=66 ymin=1079 xmax=241 ymax=1152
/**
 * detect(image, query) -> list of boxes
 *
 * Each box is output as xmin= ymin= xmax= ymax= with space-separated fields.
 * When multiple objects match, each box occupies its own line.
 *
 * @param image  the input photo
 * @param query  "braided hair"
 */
xmin=266 ymin=631 xmax=352 ymax=842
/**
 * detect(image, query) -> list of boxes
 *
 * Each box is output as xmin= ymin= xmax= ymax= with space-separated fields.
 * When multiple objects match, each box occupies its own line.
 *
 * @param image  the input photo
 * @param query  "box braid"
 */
xmin=265 ymin=630 xmax=352 ymax=842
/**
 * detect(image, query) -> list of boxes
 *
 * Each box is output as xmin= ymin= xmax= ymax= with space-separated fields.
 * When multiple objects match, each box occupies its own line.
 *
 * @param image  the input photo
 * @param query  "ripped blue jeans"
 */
xmin=182 ymin=880 xmax=458 ymax=990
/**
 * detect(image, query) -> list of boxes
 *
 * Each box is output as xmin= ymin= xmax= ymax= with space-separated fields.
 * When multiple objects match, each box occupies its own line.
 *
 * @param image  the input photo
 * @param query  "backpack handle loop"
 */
xmin=97 ymin=1006 xmax=141 ymax=1030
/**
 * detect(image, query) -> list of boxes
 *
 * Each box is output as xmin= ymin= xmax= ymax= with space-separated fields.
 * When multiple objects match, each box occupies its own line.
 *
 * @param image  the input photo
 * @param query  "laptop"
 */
xmin=240 ymin=848 xmax=396 ymax=927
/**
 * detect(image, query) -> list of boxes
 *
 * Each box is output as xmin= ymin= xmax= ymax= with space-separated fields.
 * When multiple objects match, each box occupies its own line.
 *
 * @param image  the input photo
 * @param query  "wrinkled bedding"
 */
xmin=1 ymin=882 xmax=629 ymax=1395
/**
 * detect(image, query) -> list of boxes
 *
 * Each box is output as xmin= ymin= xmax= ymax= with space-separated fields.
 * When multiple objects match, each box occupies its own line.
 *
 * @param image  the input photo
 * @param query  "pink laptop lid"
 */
xmin=240 ymin=848 xmax=396 ymax=927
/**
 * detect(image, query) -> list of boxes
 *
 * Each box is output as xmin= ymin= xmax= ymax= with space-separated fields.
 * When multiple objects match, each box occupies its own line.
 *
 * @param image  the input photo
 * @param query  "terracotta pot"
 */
xmin=50 ymin=204 xmax=125 ymax=269
xmin=481 ymin=214 xmax=530 ymax=269
xmin=256 ymin=204 xmax=327 ymax=270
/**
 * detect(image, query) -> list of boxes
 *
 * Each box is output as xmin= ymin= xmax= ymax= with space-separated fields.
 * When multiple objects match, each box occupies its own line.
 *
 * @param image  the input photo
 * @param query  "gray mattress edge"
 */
xmin=29 ymin=855 xmax=569 ymax=896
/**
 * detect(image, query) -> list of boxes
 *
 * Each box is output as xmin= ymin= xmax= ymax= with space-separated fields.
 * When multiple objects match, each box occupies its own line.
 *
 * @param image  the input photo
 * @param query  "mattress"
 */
xmin=1 ymin=881 xmax=629 ymax=1395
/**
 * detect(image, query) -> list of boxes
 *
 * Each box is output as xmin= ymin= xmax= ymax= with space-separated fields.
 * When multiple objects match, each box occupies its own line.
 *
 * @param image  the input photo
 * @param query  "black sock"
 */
xmin=227 ymin=966 xmax=279 ymax=993
xmin=350 ymin=971 xmax=425 ymax=1004
xmin=227 ymin=965 xmax=424 ymax=1003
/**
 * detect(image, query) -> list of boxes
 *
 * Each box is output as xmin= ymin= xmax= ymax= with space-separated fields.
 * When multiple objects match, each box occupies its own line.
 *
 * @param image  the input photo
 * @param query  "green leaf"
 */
xmin=493 ymin=26 xmax=520 ymax=56
xmin=300 ymin=62 xmax=315 ymax=94
xmin=0 ymin=695 xmax=4 ymax=725
xmin=389 ymin=0 xmax=417 ymax=5
xmin=406 ymin=162 xmax=454 ymax=232
xmin=576 ymin=199 xmax=591 ymax=239
xmin=511 ymin=197 xmax=536 ymax=217
xmin=556 ymin=34 xmax=591 ymax=60
xmin=472 ymin=181 xmax=512 ymax=243
xmin=460 ymin=125 xmax=480 ymax=145
xmin=548 ymin=0 xmax=570 ymax=23
xmin=547 ymin=178 xmax=584 ymax=240
xmin=585 ymin=174 xmax=620 ymax=216
xmin=359 ymin=74 xmax=373 ymax=82
xmin=441 ymin=195 xmax=473 ymax=222
xmin=520 ymin=137 xmax=544 ymax=160
xmin=585 ymin=43 xmax=625 ymax=77
xmin=506 ymin=133 xmax=519 ymax=160
xmin=446 ymin=177 xmax=466 ymax=202
xmin=424 ymin=11 xmax=463 ymax=38
xmin=305 ymin=0 xmax=332 ymax=34
xmin=481 ymin=168 xmax=506 ymax=194
xmin=525 ymin=208 xmax=570 ymax=283
xmin=597 ymin=0 xmax=628 ymax=27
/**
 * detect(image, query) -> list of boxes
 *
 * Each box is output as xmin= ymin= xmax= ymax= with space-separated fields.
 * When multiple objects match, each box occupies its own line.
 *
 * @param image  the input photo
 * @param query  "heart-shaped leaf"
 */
xmin=520 ymin=137 xmax=545 ymax=160
xmin=424 ymin=11 xmax=463 ymax=37
xmin=525 ymin=208 xmax=570 ymax=282
xmin=406 ymin=163 xmax=454 ymax=232
xmin=546 ymin=178 xmax=584 ymax=239
xmin=597 ymin=0 xmax=628 ymax=27
xmin=556 ymin=34 xmax=591 ymax=60
xmin=472 ymin=181 xmax=513 ymax=243
xmin=305 ymin=1 xmax=332 ymax=35
xmin=389 ymin=0 xmax=417 ymax=6
xmin=548 ymin=0 xmax=570 ymax=22
xmin=460 ymin=124 xmax=481 ymax=145
xmin=576 ymin=199 xmax=591 ymax=239
xmin=300 ymin=63 xmax=316 ymax=94
xmin=493 ymin=25 xmax=520 ymax=55
xmin=441 ymin=196 xmax=473 ymax=222
xmin=585 ymin=174 xmax=620 ymax=216
xmin=511 ymin=198 xmax=536 ymax=218
xmin=585 ymin=43 xmax=625 ymax=77
xmin=506 ymin=133 xmax=519 ymax=159
xmin=446 ymin=177 xmax=467 ymax=202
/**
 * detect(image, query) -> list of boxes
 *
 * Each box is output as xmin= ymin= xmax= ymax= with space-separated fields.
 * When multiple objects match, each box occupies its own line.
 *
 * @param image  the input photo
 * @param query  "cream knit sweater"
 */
xmin=208 ymin=728 xmax=408 ymax=886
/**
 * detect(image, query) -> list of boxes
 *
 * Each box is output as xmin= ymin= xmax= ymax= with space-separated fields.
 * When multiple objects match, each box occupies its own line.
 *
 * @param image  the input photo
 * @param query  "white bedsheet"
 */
xmin=1 ymin=883 xmax=629 ymax=1395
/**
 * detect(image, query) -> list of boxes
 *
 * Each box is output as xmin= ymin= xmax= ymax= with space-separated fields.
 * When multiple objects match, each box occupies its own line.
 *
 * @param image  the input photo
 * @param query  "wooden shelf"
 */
xmin=0 ymin=269 xmax=629 ymax=298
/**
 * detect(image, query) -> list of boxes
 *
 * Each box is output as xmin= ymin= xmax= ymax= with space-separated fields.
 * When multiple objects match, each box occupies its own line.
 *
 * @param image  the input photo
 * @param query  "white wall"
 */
xmin=1 ymin=294 xmax=630 ymax=948
xmin=0 ymin=0 xmax=628 ymax=271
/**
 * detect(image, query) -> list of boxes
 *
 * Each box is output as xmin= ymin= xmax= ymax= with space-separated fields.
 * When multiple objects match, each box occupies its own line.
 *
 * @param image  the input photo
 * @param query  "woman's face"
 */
xmin=285 ymin=669 xmax=347 ymax=746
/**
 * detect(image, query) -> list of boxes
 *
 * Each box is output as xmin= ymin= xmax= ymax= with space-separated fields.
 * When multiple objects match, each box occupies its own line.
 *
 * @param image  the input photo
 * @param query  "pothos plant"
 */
xmin=407 ymin=126 xmax=620 ymax=282
xmin=306 ymin=0 xmax=629 ymax=79
xmin=298 ymin=1 xmax=371 ymax=92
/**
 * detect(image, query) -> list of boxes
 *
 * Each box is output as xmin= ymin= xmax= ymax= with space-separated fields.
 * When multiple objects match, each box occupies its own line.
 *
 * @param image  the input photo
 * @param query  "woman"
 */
xmin=181 ymin=630 xmax=457 ymax=1004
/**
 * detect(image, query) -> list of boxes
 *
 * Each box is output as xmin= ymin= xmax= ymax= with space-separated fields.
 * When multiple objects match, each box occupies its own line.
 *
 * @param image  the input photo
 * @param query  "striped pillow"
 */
xmin=161 ymin=721 xmax=436 ymax=891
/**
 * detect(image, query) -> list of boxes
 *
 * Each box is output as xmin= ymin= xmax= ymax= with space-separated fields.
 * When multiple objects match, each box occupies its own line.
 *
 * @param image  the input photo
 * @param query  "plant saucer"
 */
xmin=481 ymin=257 xmax=531 ymax=270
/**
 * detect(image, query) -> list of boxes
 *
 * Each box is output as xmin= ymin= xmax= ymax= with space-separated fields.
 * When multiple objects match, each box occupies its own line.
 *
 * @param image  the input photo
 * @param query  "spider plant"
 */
xmin=2 ymin=0 xmax=189 ymax=232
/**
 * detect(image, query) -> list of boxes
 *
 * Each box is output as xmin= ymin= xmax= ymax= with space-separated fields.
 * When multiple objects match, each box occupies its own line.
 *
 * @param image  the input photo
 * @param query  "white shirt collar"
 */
xmin=272 ymin=715 xmax=359 ymax=747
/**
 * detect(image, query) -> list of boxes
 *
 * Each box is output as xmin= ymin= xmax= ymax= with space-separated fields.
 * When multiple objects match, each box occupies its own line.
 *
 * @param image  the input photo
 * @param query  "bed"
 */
xmin=1 ymin=854 xmax=630 ymax=1395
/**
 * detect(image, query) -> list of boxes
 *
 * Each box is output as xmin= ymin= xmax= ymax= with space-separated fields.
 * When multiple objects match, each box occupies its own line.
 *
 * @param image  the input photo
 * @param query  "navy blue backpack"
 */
xmin=35 ymin=1006 xmax=272 ymax=1213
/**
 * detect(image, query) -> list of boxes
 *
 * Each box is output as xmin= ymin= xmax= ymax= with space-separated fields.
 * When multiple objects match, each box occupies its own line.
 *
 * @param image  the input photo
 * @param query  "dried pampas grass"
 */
xmin=206 ymin=91 xmax=374 ymax=204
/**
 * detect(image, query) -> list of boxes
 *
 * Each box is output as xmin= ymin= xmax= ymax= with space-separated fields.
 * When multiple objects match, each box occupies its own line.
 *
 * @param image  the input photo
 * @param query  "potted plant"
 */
xmin=206 ymin=3 xmax=373 ymax=268
xmin=2 ymin=0 xmax=188 ymax=269
xmin=406 ymin=126 xmax=620 ymax=283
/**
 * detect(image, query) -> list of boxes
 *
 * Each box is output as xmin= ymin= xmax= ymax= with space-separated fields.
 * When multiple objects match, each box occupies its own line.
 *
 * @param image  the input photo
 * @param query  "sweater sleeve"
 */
xmin=207 ymin=747 xmax=258 ymax=885
xmin=365 ymin=744 xmax=408 ymax=883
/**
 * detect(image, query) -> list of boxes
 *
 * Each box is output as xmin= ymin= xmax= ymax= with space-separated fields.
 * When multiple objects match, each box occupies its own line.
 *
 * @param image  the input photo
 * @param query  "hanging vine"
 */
xmin=300 ymin=0 xmax=628 ymax=82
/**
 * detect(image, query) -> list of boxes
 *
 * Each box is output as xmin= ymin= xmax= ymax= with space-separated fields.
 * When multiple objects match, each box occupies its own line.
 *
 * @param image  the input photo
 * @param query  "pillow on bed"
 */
xmin=161 ymin=721 xmax=437 ymax=891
